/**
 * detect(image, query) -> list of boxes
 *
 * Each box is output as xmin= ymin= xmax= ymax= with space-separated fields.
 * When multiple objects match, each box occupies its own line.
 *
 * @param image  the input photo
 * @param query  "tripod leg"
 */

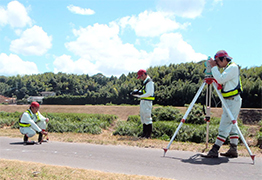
xmin=212 ymin=83 xmax=255 ymax=164
xmin=202 ymin=84 xmax=212 ymax=152
xmin=163 ymin=82 xmax=206 ymax=156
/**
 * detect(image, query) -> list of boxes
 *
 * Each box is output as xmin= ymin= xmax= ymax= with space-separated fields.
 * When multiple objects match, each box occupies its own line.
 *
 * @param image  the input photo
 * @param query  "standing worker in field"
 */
xmin=203 ymin=50 xmax=242 ymax=158
xmin=19 ymin=101 xmax=49 ymax=144
xmin=132 ymin=69 xmax=155 ymax=139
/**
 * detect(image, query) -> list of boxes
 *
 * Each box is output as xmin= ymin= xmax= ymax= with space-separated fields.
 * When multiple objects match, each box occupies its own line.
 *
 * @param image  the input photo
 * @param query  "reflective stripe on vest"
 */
xmin=19 ymin=110 xmax=40 ymax=127
xmin=221 ymin=62 xmax=243 ymax=98
xmin=19 ymin=122 xmax=30 ymax=127
xmin=140 ymin=96 xmax=155 ymax=101
xmin=140 ymin=78 xmax=155 ymax=101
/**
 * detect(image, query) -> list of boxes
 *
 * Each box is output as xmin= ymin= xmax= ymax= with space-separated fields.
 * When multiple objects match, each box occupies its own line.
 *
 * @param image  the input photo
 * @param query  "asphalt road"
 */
xmin=0 ymin=137 xmax=261 ymax=180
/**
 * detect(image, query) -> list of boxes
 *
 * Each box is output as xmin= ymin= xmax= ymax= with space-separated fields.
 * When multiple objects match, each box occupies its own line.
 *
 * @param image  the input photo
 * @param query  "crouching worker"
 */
xmin=19 ymin=101 xmax=49 ymax=145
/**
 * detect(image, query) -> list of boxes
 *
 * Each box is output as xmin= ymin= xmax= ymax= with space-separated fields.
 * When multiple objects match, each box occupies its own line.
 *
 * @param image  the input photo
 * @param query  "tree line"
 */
xmin=0 ymin=61 xmax=261 ymax=108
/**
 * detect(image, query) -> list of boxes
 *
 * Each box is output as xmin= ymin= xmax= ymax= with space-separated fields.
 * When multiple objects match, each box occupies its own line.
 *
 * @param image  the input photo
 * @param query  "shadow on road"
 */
xmin=9 ymin=142 xmax=35 ymax=146
xmin=10 ymin=142 xmax=24 ymax=145
xmin=10 ymin=141 xmax=41 ymax=145
xmin=164 ymin=153 xmax=229 ymax=165
xmin=181 ymin=153 xmax=229 ymax=165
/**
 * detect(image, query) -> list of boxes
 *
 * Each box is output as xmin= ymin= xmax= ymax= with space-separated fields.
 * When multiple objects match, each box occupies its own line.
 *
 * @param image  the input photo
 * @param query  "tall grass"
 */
xmin=0 ymin=112 xmax=117 ymax=135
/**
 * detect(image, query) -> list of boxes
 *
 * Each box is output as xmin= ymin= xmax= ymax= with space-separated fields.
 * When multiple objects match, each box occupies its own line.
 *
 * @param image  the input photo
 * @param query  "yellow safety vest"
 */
xmin=140 ymin=78 xmax=155 ymax=101
xmin=221 ymin=62 xmax=243 ymax=98
xmin=19 ymin=110 xmax=40 ymax=127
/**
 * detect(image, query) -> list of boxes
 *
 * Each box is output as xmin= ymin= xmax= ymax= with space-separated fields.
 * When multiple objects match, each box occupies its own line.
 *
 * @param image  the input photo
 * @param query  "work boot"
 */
xmin=145 ymin=124 xmax=152 ymax=139
xmin=202 ymin=144 xmax=220 ymax=158
xmin=139 ymin=124 xmax=146 ymax=139
xmin=23 ymin=134 xmax=28 ymax=142
xmin=220 ymin=143 xmax=238 ymax=158
xmin=142 ymin=124 xmax=146 ymax=138
xmin=38 ymin=133 xmax=43 ymax=142
xmin=23 ymin=135 xmax=35 ymax=145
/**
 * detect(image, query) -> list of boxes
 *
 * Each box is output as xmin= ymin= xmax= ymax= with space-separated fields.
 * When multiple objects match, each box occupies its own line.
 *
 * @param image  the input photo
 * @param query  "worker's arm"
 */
xmin=138 ymin=81 xmax=154 ymax=98
xmin=211 ymin=65 xmax=238 ymax=84
xmin=37 ymin=111 xmax=49 ymax=123
xmin=20 ymin=113 xmax=42 ymax=132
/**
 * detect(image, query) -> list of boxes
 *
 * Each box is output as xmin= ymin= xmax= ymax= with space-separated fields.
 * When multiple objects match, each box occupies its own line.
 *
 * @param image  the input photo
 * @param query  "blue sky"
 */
xmin=0 ymin=0 xmax=261 ymax=77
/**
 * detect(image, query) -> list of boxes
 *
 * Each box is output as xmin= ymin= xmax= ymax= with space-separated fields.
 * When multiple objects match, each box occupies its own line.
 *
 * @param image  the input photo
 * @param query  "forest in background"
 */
xmin=0 ymin=61 xmax=261 ymax=108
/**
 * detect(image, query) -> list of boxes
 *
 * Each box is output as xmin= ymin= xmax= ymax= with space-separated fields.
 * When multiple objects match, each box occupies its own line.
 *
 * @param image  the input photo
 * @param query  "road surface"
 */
xmin=0 ymin=137 xmax=261 ymax=180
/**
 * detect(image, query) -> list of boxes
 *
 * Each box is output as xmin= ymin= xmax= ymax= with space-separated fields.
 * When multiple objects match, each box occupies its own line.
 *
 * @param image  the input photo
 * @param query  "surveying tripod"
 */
xmin=163 ymin=61 xmax=255 ymax=164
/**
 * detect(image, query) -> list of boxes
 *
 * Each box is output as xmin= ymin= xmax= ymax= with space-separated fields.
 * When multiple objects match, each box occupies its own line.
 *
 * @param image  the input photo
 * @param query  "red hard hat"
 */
xmin=137 ymin=69 xmax=146 ymax=79
xmin=214 ymin=50 xmax=232 ymax=59
xmin=30 ymin=101 xmax=40 ymax=108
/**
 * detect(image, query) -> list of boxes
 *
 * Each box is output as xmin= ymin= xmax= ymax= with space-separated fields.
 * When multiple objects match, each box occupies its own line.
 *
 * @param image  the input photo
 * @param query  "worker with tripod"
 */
xmin=203 ymin=50 xmax=242 ymax=158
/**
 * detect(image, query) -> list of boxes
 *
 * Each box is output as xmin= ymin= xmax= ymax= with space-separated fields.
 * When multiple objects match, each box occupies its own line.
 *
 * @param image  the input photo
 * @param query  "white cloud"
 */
xmin=151 ymin=33 xmax=207 ymax=65
xmin=119 ymin=10 xmax=190 ymax=37
xmin=67 ymin=5 xmax=95 ymax=15
xmin=213 ymin=0 xmax=223 ymax=6
xmin=0 ymin=53 xmax=39 ymax=76
xmin=0 ymin=6 xmax=8 ymax=26
xmin=0 ymin=0 xmax=32 ymax=28
xmin=63 ymin=22 xmax=147 ymax=76
xmin=60 ymin=20 xmax=206 ymax=77
xmin=10 ymin=25 xmax=52 ymax=56
xmin=14 ymin=29 xmax=22 ymax=36
xmin=53 ymin=55 xmax=98 ymax=75
xmin=156 ymin=0 xmax=205 ymax=19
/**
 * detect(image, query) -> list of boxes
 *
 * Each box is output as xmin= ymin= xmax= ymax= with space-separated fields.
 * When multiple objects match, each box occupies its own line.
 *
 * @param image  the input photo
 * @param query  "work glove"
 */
xmin=41 ymin=130 xmax=48 ymax=136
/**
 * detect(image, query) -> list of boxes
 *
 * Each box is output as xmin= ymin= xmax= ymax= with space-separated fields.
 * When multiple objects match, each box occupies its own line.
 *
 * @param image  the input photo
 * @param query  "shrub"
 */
xmin=127 ymin=115 xmax=140 ymax=124
xmin=151 ymin=104 xmax=207 ymax=124
xmin=46 ymin=115 xmax=113 ymax=134
xmin=1 ymin=112 xmax=117 ymax=135
xmin=152 ymin=106 xmax=183 ymax=122
xmin=0 ymin=111 xmax=21 ymax=128
xmin=113 ymin=121 xmax=141 ymax=137
xmin=152 ymin=121 xmax=219 ymax=143
xmin=185 ymin=103 xmax=206 ymax=124
xmin=209 ymin=117 xmax=220 ymax=125
xmin=258 ymin=121 xmax=262 ymax=132
xmin=152 ymin=121 xmax=178 ymax=139
xmin=257 ymin=132 xmax=262 ymax=148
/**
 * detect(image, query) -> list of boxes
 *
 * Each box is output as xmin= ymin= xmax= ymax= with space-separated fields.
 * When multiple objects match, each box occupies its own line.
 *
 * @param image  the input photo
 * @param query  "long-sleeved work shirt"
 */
xmin=211 ymin=62 xmax=240 ymax=93
xmin=20 ymin=109 xmax=47 ymax=132
xmin=138 ymin=76 xmax=154 ymax=98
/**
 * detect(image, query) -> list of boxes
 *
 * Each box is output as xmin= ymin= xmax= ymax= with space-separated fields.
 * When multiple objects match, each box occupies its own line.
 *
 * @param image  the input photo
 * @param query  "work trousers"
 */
xmin=20 ymin=121 xmax=47 ymax=137
xmin=140 ymin=100 xmax=153 ymax=125
xmin=216 ymin=94 xmax=242 ymax=146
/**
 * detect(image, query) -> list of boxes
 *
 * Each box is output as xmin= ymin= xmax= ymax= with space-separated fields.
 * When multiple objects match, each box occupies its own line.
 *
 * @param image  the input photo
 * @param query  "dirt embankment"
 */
xmin=0 ymin=105 xmax=140 ymax=120
xmin=239 ymin=109 xmax=262 ymax=124
xmin=0 ymin=105 xmax=261 ymax=124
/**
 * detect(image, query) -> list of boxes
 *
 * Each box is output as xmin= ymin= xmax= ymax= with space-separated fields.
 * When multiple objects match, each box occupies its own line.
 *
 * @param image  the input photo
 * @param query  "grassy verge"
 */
xmin=0 ymin=159 xmax=172 ymax=180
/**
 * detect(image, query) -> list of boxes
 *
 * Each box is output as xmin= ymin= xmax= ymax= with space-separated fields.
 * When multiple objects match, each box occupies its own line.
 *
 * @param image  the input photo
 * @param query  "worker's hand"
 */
xmin=45 ymin=118 xmax=49 ymax=123
xmin=41 ymin=130 xmax=48 ymax=136
xmin=208 ymin=58 xmax=217 ymax=68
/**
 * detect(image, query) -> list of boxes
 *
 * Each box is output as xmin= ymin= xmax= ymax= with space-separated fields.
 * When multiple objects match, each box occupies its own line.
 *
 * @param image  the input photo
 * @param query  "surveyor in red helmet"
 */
xmin=19 ymin=101 xmax=49 ymax=144
xmin=132 ymin=69 xmax=155 ymax=138
xmin=202 ymin=50 xmax=243 ymax=158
